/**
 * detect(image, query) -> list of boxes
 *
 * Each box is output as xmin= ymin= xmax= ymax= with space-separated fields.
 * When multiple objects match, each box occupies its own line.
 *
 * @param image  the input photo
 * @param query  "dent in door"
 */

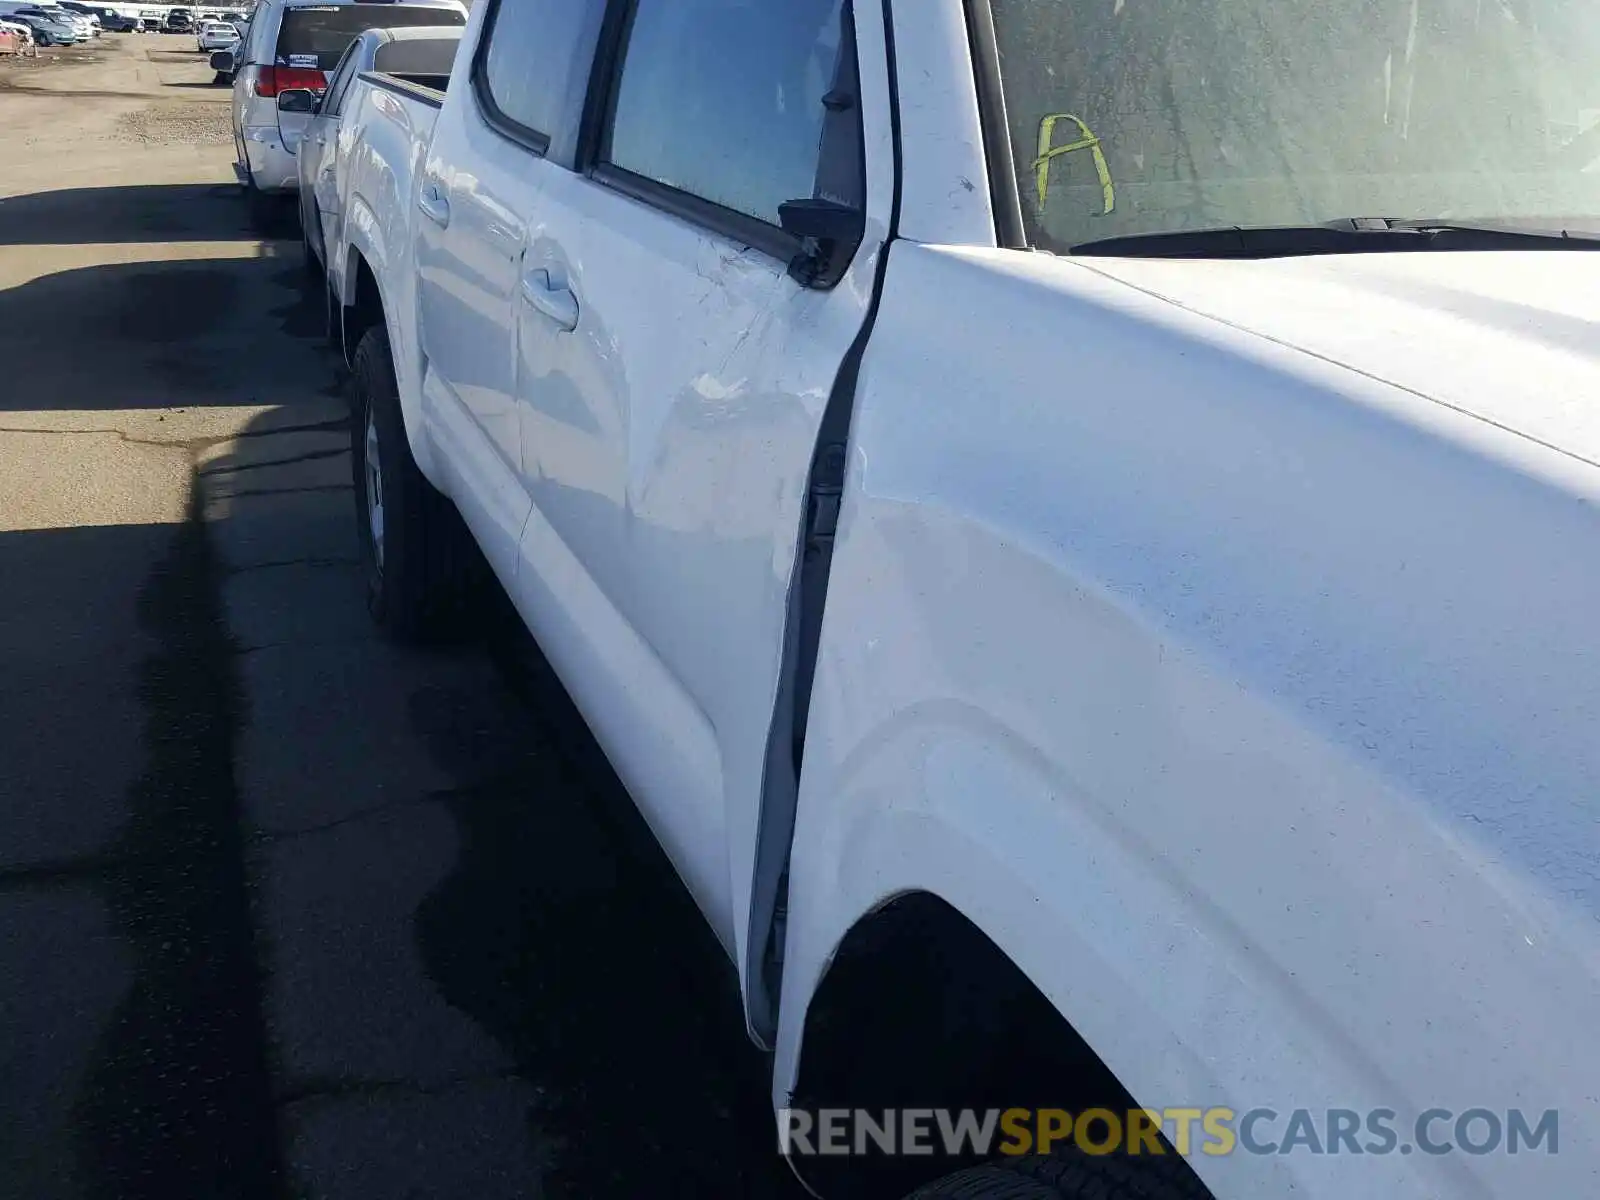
xmin=509 ymin=256 xmax=737 ymax=939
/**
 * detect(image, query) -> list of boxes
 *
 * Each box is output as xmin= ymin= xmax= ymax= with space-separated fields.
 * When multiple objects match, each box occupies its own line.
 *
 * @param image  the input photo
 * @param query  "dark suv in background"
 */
xmin=59 ymin=1 xmax=128 ymax=29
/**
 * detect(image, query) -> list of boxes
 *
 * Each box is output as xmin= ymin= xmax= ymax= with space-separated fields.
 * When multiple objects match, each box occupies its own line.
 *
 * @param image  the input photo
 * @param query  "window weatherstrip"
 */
xmin=963 ymin=0 xmax=1026 ymax=248
xmin=588 ymin=162 xmax=802 ymax=268
xmin=469 ymin=0 xmax=553 ymax=156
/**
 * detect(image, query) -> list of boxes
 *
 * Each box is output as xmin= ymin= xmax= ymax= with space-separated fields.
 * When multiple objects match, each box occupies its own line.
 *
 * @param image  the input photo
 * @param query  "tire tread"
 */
xmin=350 ymin=325 xmax=481 ymax=641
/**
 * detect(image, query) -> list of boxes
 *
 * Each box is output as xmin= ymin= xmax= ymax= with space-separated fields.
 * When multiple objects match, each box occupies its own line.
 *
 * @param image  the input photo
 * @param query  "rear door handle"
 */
xmin=417 ymin=181 xmax=450 ymax=228
xmin=519 ymin=268 xmax=579 ymax=333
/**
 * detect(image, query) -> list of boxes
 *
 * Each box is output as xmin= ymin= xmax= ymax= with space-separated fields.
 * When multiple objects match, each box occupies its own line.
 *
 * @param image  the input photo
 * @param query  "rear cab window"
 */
xmin=275 ymin=3 xmax=462 ymax=70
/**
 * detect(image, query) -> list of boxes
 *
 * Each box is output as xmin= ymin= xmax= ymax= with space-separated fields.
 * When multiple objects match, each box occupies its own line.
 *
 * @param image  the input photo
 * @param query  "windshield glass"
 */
xmin=990 ymin=0 xmax=1600 ymax=250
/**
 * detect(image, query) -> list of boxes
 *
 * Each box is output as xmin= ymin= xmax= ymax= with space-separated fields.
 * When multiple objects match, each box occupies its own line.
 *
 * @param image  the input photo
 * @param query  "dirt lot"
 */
xmin=0 ymin=33 xmax=801 ymax=1200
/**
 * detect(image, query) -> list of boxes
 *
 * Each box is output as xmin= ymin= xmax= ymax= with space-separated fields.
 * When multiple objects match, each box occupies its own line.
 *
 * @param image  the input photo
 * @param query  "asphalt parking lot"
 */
xmin=0 ymin=34 xmax=803 ymax=1200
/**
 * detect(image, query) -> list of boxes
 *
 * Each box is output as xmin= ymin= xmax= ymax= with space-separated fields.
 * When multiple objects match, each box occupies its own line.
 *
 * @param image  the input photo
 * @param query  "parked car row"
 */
xmin=60 ymin=2 xmax=141 ymax=31
xmin=0 ymin=1 xmax=99 ymax=45
xmin=129 ymin=4 xmax=248 ymax=33
xmin=143 ymin=5 xmax=248 ymax=34
xmin=0 ymin=1 xmax=245 ymax=41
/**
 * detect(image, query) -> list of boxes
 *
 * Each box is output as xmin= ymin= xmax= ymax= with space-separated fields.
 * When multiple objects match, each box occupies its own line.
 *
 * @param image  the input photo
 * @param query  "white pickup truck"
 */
xmin=319 ymin=2 xmax=1600 ymax=1197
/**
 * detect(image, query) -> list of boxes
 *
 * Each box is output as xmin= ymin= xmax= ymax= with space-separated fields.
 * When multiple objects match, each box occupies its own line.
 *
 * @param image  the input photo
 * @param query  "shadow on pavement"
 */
xmin=0 ymin=183 xmax=254 ymax=246
xmin=0 ymin=510 xmax=279 ymax=1200
xmin=0 ymin=253 xmax=333 ymax=411
xmin=415 ymin=593 xmax=806 ymax=1199
xmin=0 ymin=442 xmax=805 ymax=1197
xmin=202 ymin=402 xmax=807 ymax=1198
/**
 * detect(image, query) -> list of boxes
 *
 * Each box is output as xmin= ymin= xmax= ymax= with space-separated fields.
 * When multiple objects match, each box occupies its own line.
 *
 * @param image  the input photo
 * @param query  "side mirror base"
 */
xmin=779 ymin=198 xmax=865 ymax=289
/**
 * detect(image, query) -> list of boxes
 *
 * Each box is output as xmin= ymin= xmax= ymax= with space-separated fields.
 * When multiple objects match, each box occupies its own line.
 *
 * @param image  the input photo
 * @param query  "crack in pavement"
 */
xmin=275 ymin=1069 xmax=531 ymax=1109
xmin=232 ymin=418 xmax=349 ymax=439
xmin=211 ymin=483 xmax=352 ymax=500
xmin=0 ymin=425 xmax=202 ymax=449
xmin=225 ymin=555 xmax=357 ymax=575
xmin=198 ymin=447 xmax=350 ymax=476
xmin=245 ymin=791 xmax=439 ymax=845
xmin=0 ymin=852 xmax=129 ymax=893
xmin=0 ymin=418 xmax=348 ymax=452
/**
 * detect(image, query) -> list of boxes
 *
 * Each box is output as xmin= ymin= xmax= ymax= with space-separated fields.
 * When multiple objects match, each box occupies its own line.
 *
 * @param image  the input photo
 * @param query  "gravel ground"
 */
xmin=114 ymin=101 xmax=232 ymax=144
xmin=0 ymin=36 xmax=232 ymax=146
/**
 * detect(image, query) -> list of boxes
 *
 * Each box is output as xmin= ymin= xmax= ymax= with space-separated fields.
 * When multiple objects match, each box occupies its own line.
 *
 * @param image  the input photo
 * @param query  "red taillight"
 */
xmin=253 ymin=66 xmax=326 ymax=98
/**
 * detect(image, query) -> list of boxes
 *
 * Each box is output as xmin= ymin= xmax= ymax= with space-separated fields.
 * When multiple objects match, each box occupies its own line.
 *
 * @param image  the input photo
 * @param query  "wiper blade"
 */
xmin=1070 ymin=218 xmax=1600 ymax=259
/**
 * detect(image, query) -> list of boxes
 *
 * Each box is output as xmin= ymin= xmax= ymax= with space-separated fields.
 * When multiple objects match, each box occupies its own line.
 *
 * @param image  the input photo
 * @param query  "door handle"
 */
xmin=417 ymin=181 xmax=450 ymax=228
xmin=519 ymin=268 xmax=579 ymax=333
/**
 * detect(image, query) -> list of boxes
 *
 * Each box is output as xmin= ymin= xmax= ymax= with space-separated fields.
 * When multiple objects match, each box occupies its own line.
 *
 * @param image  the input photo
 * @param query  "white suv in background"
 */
xmin=197 ymin=18 xmax=237 ymax=51
xmin=224 ymin=0 xmax=465 ymax=224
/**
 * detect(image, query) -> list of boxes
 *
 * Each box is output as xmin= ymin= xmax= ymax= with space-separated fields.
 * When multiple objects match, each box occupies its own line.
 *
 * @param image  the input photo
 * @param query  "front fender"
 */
xmin=777 ymin=523 xmax=1490 ymax=1200
xmin=775 ymin=244 xmax=1600 ymax=1200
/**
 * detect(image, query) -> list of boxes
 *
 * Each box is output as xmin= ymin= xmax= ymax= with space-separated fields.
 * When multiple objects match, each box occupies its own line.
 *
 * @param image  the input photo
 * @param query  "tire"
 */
xmin=905 ymin=1145 xmax=1209 ymax=1200
xmin=349 ymin=325 xmax=483 ymax=641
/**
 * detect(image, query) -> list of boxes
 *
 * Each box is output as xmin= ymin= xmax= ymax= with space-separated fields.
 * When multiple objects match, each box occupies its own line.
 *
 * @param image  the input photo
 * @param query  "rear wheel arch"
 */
xmin=340 ymin=246 xmax=386 ymax=367
xmin=340 ymin=245 xmax=441 ymax=485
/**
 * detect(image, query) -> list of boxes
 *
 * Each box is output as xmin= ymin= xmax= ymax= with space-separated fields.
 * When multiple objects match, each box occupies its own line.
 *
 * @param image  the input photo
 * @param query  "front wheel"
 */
xmin=349 ymin=326 xmax=484 ymax=641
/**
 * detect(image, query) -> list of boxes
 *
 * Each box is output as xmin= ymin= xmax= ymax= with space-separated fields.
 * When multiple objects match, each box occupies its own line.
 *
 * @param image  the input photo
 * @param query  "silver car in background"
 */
xmin=223 ymin=0 xmax=465 ymax=226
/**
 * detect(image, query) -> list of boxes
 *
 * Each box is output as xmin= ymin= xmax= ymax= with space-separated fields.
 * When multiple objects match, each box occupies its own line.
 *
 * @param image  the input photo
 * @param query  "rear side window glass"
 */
xmin=276 ymin=4 xmax=462 ymax=70
xmin=477 ymin=0 xmax=596 ymax=148
xmin=603 ymin=0 xmax=844 ymax=228
xmin=372 ymin=35 xmax=456 ymax=78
